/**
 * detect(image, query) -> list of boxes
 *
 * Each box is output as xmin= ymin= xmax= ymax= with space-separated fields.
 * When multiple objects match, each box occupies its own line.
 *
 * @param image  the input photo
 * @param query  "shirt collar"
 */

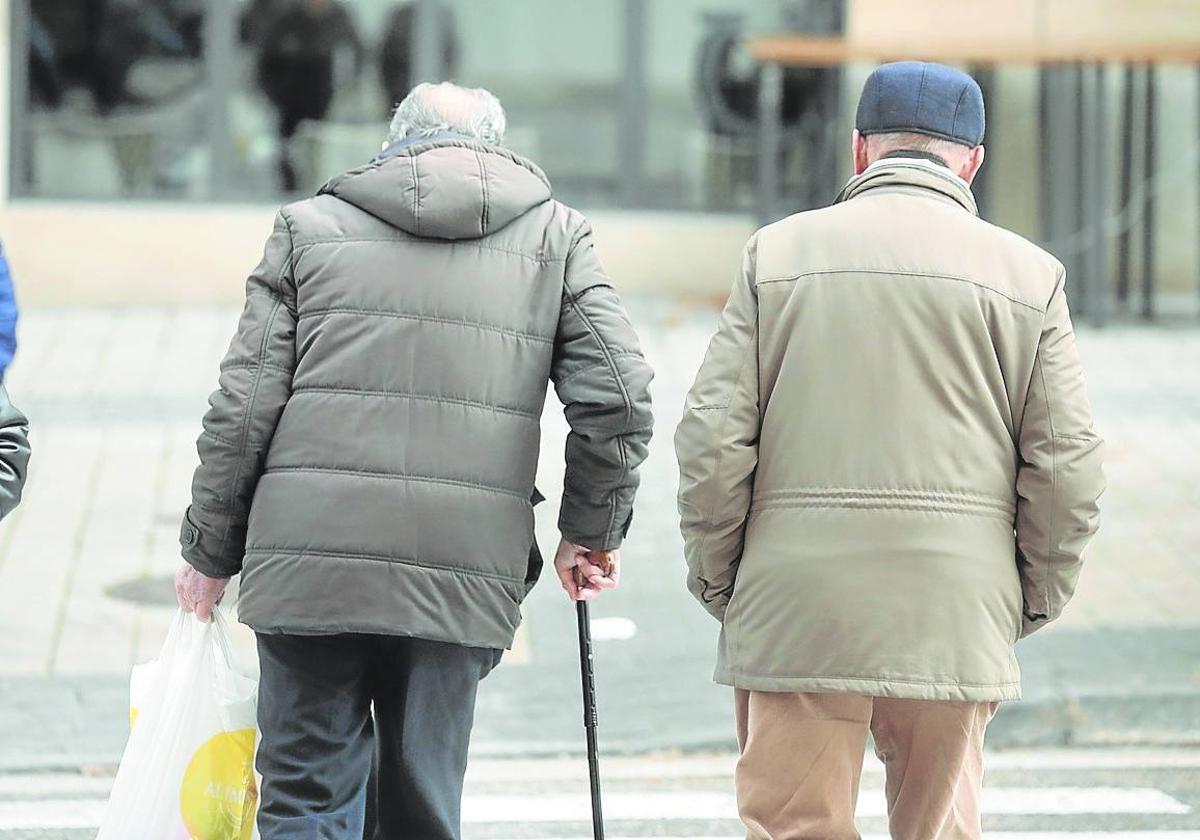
xmin=373 ymin=131 xmax=472 ymax=163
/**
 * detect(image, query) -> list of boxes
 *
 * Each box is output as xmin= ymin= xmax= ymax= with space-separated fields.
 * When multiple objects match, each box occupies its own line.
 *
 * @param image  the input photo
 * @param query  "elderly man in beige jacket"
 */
xmin=675 ymin=62 xmax=1105 ymax=839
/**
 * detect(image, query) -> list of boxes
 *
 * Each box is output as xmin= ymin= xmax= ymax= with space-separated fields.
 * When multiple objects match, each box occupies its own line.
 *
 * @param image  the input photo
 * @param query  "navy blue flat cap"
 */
xmin=856 ymin=61 xmax=985 ymax=147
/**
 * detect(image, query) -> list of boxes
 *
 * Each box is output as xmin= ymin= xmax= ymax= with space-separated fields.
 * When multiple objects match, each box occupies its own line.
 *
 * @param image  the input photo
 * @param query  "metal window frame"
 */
xmin=8 ymin=0 xmax=30 ymax=200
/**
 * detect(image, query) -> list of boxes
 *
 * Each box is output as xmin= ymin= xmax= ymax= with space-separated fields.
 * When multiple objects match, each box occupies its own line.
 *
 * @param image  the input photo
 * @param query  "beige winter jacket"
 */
xmin=675 ymin=159 xmax=1105 ymax=702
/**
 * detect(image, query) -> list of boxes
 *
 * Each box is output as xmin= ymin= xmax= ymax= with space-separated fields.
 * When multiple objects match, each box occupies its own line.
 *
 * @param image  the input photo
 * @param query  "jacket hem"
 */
xmin=715 ymin=669 xmax=1022 ymax=702
xmin=237 ymin=549 xmax=525 ymax=651
xmin=242 ymin=546 xmax=526 ymax=584
xmin=243 ymin=619 xmax=512 ymax=652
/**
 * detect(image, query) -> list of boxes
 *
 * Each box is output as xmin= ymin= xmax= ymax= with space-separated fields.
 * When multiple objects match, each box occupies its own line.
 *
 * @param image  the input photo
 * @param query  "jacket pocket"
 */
xmin=524 ymin=486 xmax=546 ymax=594
xmin=524 ymin=540 xmax=544 ymax=594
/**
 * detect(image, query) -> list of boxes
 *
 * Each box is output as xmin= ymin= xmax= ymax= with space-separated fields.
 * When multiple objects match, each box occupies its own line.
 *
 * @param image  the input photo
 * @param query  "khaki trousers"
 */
xmin=734 ymin=690 xmax=998 ymax=840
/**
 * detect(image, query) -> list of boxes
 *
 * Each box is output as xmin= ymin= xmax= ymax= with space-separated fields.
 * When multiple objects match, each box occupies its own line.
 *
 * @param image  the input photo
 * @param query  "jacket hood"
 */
xmin=835 ymin=158 xmax=978 ymax=216
xmin=321 ymin=137 xmax=552 ymax=240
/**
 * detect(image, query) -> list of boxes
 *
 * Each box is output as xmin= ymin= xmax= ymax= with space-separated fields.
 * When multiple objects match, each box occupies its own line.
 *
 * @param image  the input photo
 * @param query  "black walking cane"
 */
xmin=576 ymin=590 xmax=606 ymax=840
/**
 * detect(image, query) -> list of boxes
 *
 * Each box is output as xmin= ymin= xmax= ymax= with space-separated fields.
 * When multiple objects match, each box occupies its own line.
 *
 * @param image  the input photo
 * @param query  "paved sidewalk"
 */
xmin=0 ymin=301 xmax=1197 ymax=765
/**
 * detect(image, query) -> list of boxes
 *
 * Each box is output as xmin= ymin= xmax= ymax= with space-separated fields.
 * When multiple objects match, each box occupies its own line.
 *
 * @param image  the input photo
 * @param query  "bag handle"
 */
xmin=209 ymin=607 xmax=240 ymax=671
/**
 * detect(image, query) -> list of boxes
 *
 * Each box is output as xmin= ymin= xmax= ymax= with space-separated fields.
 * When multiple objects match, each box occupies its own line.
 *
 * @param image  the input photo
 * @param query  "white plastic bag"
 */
xmin=97 ymin=607 xmax=260 ymax=840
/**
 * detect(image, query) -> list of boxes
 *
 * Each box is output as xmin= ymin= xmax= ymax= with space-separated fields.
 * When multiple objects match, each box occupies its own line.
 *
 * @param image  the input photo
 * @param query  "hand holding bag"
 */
xmin=97 ymin=607 xmax=259 ymax=840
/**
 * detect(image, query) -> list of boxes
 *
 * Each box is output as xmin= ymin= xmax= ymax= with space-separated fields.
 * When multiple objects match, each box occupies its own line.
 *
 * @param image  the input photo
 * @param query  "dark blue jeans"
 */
xmin=255 ymin=633 xmax=501 ymax=840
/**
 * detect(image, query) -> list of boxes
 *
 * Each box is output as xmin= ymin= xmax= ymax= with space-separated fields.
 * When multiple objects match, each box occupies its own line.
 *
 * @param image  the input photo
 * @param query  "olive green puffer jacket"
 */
xmin=182 ymin=136 xmax=653 ymax=649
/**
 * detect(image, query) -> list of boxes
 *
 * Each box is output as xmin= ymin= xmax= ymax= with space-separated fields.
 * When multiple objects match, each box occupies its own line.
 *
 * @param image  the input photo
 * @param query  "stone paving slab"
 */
xmin=0 ymin=301 xmax=1196 ymax=762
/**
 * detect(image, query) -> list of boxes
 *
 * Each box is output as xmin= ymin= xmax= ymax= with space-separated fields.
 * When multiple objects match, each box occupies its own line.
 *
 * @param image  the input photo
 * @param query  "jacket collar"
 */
xmin=835 ymin=157 xmax=978 ymax=216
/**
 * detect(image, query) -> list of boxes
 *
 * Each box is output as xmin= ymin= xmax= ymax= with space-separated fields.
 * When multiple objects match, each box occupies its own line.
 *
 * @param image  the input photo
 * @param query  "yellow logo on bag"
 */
xmin=179 ymin=728 xmax=258 ymax=840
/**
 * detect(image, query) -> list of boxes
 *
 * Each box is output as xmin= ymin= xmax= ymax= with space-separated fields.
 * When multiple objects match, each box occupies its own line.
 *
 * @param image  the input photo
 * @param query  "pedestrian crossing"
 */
xmin=0 ymin=795 xmax=1191 ymax=828
xmin=2 ymin=788 xmax=1187 ymax=827
xmin=457 ymin=788 xmax=1192 ymax=821
xmin=0 ymin=750 xmax=1195 ymax=837
xmin=497 ymin=836 xmax=1200 ymax=840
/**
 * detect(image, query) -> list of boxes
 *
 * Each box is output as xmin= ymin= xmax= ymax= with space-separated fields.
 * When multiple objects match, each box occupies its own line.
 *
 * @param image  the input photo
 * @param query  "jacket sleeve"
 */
xmin=674 ymin=237 xmax=760 ymax=621
xmin=181 ymin=212 xmax=298 ymax=578
xmin=0 ymin=386 xmax=30 ymax=520
xmin=1015 ymin=269 xmax=1105 ymax=638
xmin=550 ymin=221 xmax=654 ymax=551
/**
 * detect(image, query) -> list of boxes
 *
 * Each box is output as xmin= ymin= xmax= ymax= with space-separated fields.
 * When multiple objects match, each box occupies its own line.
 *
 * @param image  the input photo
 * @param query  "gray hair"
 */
xmin=387 ymin=82 xmax=507 ymax=146
xmin=865 ymin=130 xmax=974 ymax=163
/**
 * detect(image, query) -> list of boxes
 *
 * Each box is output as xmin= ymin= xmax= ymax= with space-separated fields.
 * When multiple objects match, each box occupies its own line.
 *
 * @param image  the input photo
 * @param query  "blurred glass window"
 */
xmin=10 ymin=0 xmax=844 ymax=210
xmin=14 ymin=0 xmax=212 ymax=199
xmin=650 ymin=0 xmax=845 ymax=213
xmin=221 ymin=0 xmax=621 ymax=203
xmin=441 ymin=0 xmax=621 ymax=209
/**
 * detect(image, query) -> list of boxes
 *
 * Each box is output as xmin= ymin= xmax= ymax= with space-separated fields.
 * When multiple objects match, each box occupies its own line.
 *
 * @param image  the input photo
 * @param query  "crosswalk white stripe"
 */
xmin=982 ymin=749 xmax=1200 ymax=771
xmin=0 ymin=774 xmax=113 ymax=796
xmin=463 ymin=749 xmax=1200 ymax=783
xmin=480 ymin=835 xmax=1200 ymax=840
xmin=0 ymin=787 xmax=1190 ymax=830
xmin=981 ymin=788 xmax=1191 ymax=816
xmin=462 ymin=788 xmax=1190 ymax=822
xmin=0 ymin=799 xmax=107 ymax=829
xmin=953 ymin=835 xmax=1200 ymax=840
xmin=1 ymin=752 xmax=1196 ymax=794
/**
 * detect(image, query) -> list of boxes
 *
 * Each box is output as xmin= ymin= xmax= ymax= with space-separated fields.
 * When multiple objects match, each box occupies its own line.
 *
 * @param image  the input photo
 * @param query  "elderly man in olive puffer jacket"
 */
xmin=175 ymin=83 xmax=653 ymax=839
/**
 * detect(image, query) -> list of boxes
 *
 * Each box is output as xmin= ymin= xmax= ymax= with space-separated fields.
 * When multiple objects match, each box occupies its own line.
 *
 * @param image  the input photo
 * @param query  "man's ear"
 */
xmin=852 ymin=130 xmax=869 ymax=175
xmin=961 ymin=144 xmax=986 ymax=185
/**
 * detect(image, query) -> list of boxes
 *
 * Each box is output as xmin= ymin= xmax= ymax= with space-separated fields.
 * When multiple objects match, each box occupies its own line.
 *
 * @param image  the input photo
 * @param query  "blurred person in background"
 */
xmin=0 ymin=244 xmax=30 ymax=523
xmin=676 ymin=61 xmax=1104 ymax=840
xmin=26 ymin=1 xmax=205 ymax=196
xmin=239 ymin=0 xmax=291 ymax=46
xmin=28 ymin=15 xmax=65 ymax=109
xmin=174 ymin=81 xmax=653 ymax=838
xmin=31 ymin=0 xmax=197 ymax=114
xmin=255 ymin=0 xmax=364 ymax=191
xmin=379 ymin=1 xmax=459 ymax=111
